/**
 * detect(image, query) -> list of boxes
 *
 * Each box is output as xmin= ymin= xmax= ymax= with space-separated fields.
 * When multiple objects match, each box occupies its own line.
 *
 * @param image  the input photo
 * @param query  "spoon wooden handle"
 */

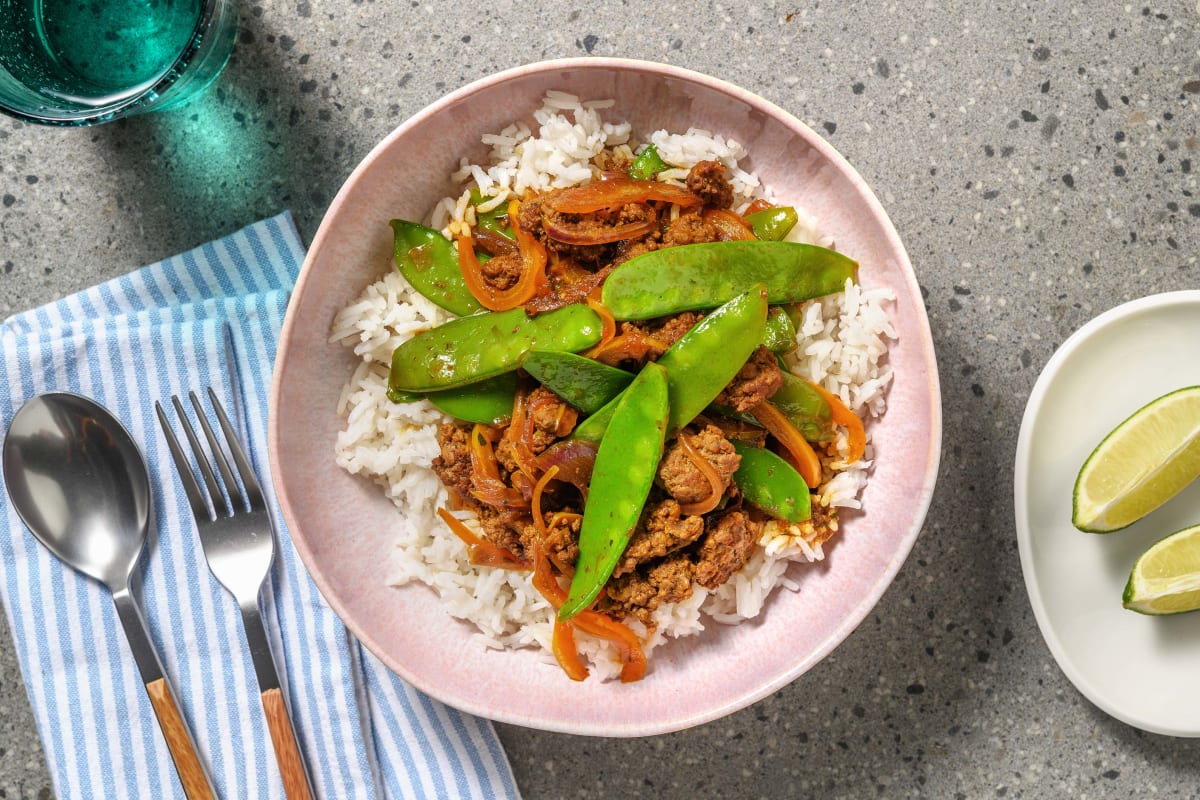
xmin=261 ymin=687 xmax=313 ymax=800
xmin=146 ymin=678 xmax=217 ymax=800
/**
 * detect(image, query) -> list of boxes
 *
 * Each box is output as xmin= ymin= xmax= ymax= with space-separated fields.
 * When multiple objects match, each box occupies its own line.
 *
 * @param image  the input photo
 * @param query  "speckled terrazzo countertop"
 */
xmin=2 ymin=1 xmax=1199 ymax=798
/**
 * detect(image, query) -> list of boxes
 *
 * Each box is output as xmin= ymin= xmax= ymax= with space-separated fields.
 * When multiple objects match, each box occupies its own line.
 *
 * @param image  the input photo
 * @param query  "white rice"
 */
xmin=331 ymin=93 xmax=897 ymax=680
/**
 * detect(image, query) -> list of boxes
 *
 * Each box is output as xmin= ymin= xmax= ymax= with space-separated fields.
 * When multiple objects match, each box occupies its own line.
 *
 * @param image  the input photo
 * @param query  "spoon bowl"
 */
xmin=3 ymin=392 xmax=150 ymax=590
xmin=2 ymin=392 xmax=216 ymax=799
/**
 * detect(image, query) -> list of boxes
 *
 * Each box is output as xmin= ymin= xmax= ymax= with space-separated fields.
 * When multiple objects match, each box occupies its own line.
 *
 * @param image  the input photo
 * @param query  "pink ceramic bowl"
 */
xmin=269 ymin=58 xmax=941 ymax=736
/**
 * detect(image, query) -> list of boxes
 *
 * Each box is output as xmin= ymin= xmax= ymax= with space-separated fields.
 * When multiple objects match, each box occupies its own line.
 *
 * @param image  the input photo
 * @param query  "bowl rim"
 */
xmin=269 ymin=57 xmax=942 ymax=735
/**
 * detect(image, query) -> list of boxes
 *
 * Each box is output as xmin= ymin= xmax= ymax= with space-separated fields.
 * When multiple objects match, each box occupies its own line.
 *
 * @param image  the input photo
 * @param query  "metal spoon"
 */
xmin=3 ymin=392 xmax=216 ymax=800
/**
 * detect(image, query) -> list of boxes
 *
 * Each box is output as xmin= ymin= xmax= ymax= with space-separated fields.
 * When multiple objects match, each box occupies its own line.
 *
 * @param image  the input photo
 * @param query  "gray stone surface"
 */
xmin=2 ymin=1 xmax=1199 ymax=797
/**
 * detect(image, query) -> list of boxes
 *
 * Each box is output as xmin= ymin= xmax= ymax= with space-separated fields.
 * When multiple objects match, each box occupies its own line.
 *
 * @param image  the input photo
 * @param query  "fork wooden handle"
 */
xmin=262 ymin=687 xmax=313 ymax=800
xmin=146 ymin=678 xmax=217 ymax=800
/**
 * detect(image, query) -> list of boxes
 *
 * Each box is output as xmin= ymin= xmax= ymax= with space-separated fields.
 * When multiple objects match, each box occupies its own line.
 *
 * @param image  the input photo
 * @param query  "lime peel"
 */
xmin=1123 ymin=524 xmax=1200 ymax=615
xmin=1072 ymin=386 xmax=1200 ymax=533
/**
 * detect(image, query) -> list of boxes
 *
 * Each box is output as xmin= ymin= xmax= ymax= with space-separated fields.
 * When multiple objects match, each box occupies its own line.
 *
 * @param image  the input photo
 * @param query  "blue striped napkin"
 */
xmin=0 ymin=212 xmax=519 ymax=800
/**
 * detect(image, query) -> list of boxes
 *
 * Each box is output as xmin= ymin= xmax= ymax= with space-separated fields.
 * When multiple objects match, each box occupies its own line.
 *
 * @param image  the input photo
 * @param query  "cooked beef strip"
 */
xmin=613 ymin=498 xmax=706 ymax=577
xmin=685 ymin=160 xmax=735 ymax=209
xmin=693 ymin=510 xmax=759 ymax=589
xmin=656 ymin=423 xmax=742 ymax=504
xmin=715 ymin=345 xmax=784 ymax=412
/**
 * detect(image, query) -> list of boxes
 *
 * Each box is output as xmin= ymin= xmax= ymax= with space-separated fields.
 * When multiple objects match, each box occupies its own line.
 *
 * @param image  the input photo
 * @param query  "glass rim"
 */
xmin=0 ymin=0 xmax=228 ymax=126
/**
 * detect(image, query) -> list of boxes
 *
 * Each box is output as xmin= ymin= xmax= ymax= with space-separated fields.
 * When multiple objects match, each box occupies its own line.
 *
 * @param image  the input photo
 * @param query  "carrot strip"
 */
xmin=552 ymin=620 xmax=589 ymax=681
xmin=456 ymin=200 xmax=548 ymax=311
xmin=436 ymin=507 xmax=530 ymax=570
xmin=742 ymin=198 xmax=774 ymax=216
xmin=750 ymin=400 xmax=823 ymax=488
xmin=530 ymin=542 xmax=646 ymax=682
xmin=804 ymin=380 xmax=866 ymax=464
xmin=571 ymin=611 xmax=648 ymax=683
xmin=583 ymin=293 xmax=616 ymax=356
xmin=531 ymin=465 xmax=560 ymax=543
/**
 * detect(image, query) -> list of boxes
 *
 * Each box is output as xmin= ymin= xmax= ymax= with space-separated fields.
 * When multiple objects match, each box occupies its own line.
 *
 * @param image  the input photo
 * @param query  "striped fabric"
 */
xmin=0 ymin=213 xmax=519 ymax=800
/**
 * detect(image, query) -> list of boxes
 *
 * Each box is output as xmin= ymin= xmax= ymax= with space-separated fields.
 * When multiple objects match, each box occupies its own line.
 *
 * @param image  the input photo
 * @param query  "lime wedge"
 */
xmin=1123 ymin=524 xmax=1200 ymax=614
xmin=1072 ymin=386 xmax=1200 ymax=533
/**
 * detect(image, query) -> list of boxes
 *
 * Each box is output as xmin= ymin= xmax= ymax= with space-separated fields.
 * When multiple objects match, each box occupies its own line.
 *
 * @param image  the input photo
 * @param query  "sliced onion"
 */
xmin=702 ymin=208 xmax=755 ymax=241
xmin=675 ymin=433 xmax=725 ymax=516
xmin=532 ymin=440 xmax=596 ymax=498
xmin=544 ymin=214 xmax=657 ymax=245
xmin=547 ymin=177 xmax=702 ymax=214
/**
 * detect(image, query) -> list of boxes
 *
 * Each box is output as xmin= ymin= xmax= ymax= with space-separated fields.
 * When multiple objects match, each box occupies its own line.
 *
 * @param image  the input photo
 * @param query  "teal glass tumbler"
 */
xmin=0 ymin=0 xmax=238 ymax=126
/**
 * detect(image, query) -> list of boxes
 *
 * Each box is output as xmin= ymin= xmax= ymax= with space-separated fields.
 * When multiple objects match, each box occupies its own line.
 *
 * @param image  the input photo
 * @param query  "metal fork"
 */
xmin=156 ymin=389 xmax=315 ymax=800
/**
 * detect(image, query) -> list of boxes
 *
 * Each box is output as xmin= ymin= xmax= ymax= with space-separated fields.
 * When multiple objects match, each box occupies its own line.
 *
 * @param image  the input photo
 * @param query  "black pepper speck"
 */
xmin=1020 ymin=110 xmax=1038 ymax=122
xmin=823 ymin=121 xmax=837 ymax=134
xmin=1095 ymin=88 xmax=1110 ymax=110
xmin=851 ymin=82 xmax=865 ymax=95
xmin=1032 ymin=45 xmax=1050 ymax=61
xmin=2 ymin=194 xmax=13 ymax=207
xmin=581 ymin=33 xmax=599 ymax=53
xmin=971 ymin=383 xmax=984 ymax=397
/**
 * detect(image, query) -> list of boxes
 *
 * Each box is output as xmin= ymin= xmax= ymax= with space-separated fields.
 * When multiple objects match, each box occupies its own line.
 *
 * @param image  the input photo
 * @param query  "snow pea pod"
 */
xmin=470 ymin=189 xmax=515 ymax=240
xmin=571 ymin=287 xmax=768 ymax=443
xmin=521 ymin=350 xmax=633 ymax=413
xmin=427 ymin=372 xmax=518 ymax=424
xmin=390 ymin=219 xmax=482 ymax=317
xmin=730 ymin=441 xmax=812 ymax=523
xmin=762 ymin=306 xmax=798 ymax=354
xmin=771 ymin=371 xmax=836 ymax=442
xmin=388 ymin=304 xmax=603 ymax=394
xmin=745 ymin=206 xmax=798 ymax=241
xmin=559 ymin=362 xmax=669 ymax=620
xmin=627 ymin=144 xmax=669 ymax=180
xmin=601 ymin=241 xmax=857 ymax=320
xmin=657 ymin=286 xmax=768 ymax=434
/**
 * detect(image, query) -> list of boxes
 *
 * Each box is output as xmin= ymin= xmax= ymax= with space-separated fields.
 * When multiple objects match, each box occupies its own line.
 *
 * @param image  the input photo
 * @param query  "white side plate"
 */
xmin=1015 ymin=291 xmax=1200 ymax=737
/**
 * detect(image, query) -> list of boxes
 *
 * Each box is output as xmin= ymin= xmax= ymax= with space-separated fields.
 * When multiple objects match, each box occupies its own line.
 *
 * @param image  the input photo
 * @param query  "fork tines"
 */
xmin=155 ymin=389 xmax=266 ymax=521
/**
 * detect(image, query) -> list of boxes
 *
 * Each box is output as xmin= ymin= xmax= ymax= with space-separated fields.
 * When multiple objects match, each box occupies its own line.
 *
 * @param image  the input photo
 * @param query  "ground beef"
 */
xmin=613 ymin=499 xmax=705 ymax=577
xmin=646 ymin=311 xmax=700 ymax=350
xmin=715 ymin=346 xmax=783 ymax=411
xmin=693 ymin=510 xmax=759 ymax=589
xmin=528 ymin=385 xmax=577 ymax=447
xmin=519 ymin=510 xmax=581 ymax=570
xmin=431 ymin=423 xmax=474 ymax=498
xmin=516 ymin=194 xmax=545 ymax=238
xmin=599 ymin=552 xmax=695 ymax=626
xmin=656 ymin=424 xmax=742 ymax=505
xmin=612 ymin=233 xmax=660 ymax=267
xmin=480 ymin=252 xmax=523 ymax=291
xmin=685 ymin=160 xmax=735 ymax=209
xmin=474 ymin=504 xmax=531 ymax=558
xmin=662 ymin=211 xmax=723 ymax=247
xmin=592 ymin=321 xmax=672 ymax=367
